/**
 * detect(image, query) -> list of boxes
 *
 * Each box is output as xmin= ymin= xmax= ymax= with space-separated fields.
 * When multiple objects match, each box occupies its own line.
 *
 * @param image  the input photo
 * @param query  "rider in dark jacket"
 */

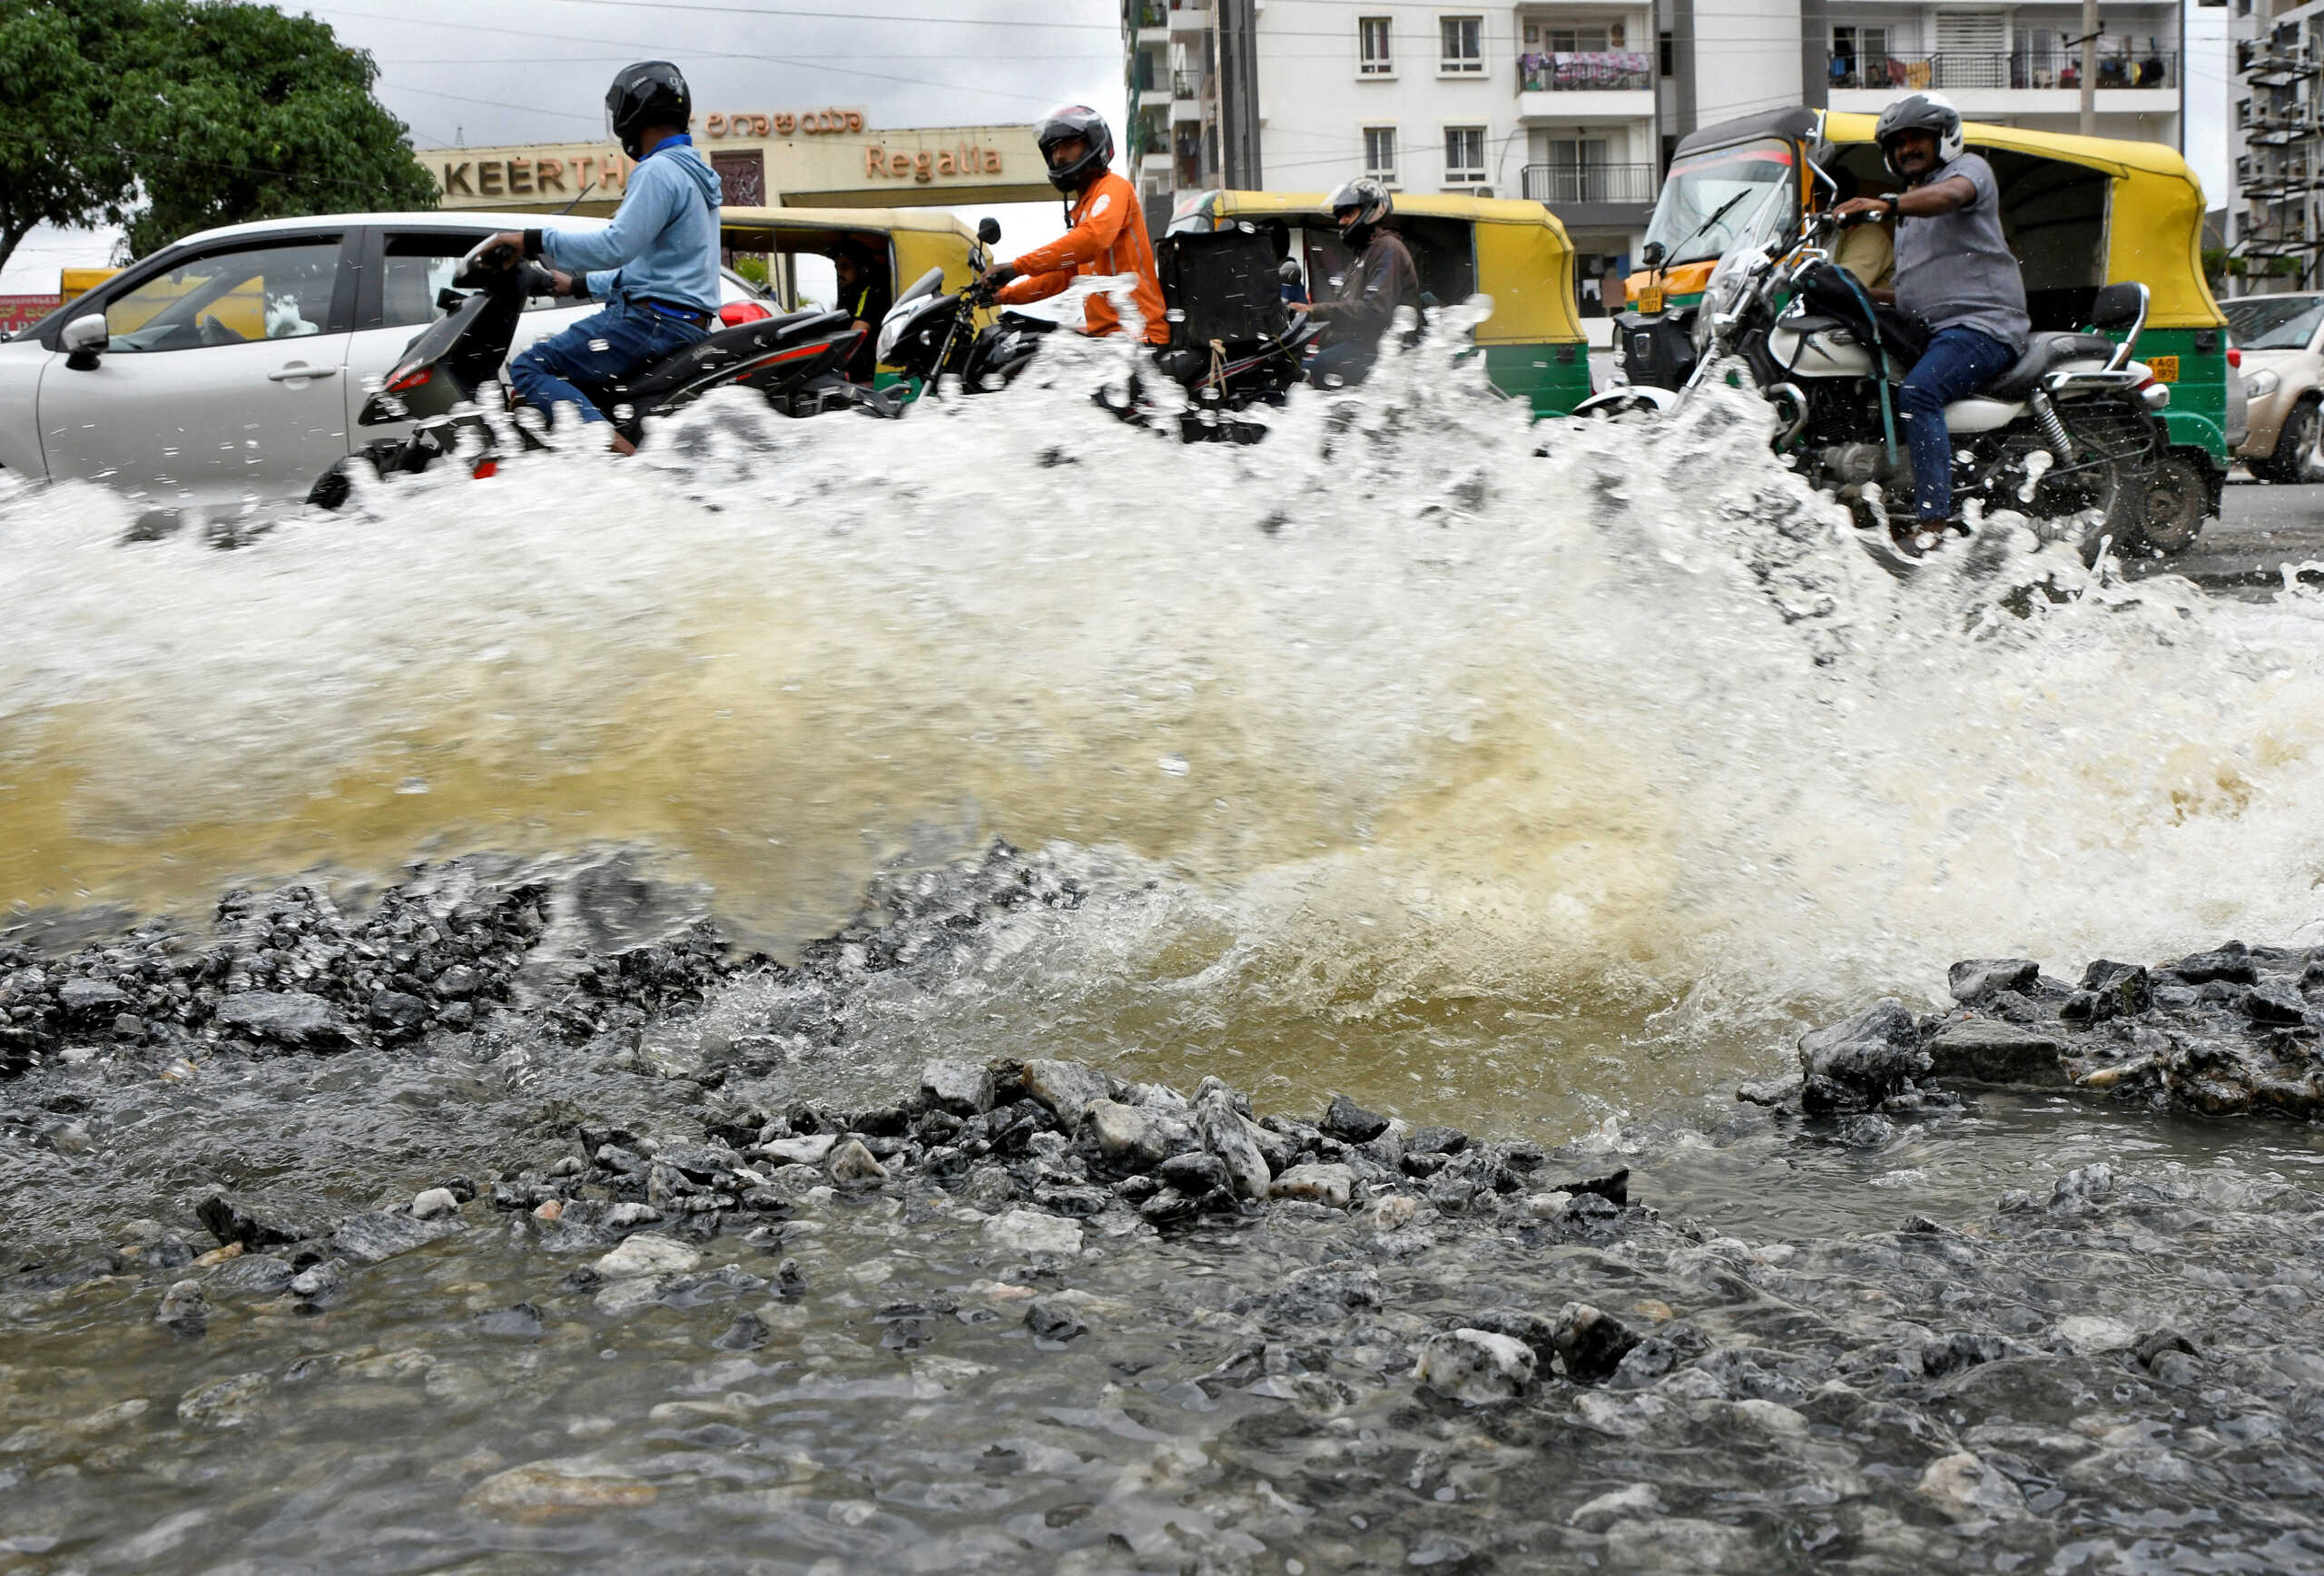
xmin=1295 ymin=177 xmax=1419 ymax=387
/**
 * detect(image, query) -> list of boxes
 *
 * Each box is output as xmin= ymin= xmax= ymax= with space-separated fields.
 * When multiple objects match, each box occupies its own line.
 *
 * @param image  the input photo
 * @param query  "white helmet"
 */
xmin=1875 ymin=91 xmax=1965 ymax=179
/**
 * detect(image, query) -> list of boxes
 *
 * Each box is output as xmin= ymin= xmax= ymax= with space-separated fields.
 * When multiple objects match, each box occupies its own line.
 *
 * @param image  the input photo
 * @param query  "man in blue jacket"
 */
xmin=486 ymin=62 xmax=722 ymax=453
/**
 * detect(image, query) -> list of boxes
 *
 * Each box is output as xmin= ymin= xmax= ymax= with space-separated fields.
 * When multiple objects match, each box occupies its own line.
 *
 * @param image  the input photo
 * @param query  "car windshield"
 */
xmin=1644 ymin=138 xmax=1797 ymax=267
xmin=2225 ymin=296 xmax=2324 ymax=351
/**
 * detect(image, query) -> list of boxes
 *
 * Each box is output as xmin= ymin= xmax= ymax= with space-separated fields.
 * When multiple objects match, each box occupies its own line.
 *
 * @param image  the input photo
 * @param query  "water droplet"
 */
xmin=1157 ymin=754 xmax=1188 ymax=776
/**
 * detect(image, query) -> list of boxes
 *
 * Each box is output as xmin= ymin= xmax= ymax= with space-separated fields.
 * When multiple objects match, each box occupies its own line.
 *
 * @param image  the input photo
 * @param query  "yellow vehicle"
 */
xmin=1610 ymin=107 xmax=2230 ymax=519
xmin=716 ymin=206 xmax=989 ymax=389
xmin=1168 ymin=189 xmax=1590 ymax=417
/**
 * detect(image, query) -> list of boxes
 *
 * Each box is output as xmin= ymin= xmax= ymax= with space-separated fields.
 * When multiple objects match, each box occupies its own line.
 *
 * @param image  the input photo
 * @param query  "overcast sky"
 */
xmin=3 ymin=0 xmax=1124 ymax=290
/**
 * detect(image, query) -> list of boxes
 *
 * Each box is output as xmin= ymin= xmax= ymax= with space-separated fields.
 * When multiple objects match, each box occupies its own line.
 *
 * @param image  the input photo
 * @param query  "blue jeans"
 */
xmin=1307 ymin=340 xmax=1377 ymax=389
xmin=1897 ymin=326 xmax=2018 ymax=522
xmin=507 ymin=300 xmax=705 ymax=425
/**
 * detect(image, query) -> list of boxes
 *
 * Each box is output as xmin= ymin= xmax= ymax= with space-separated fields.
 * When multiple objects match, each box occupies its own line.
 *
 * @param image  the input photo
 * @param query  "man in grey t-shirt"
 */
xmin=1836 ymin=92 xmax=2029 ymax=551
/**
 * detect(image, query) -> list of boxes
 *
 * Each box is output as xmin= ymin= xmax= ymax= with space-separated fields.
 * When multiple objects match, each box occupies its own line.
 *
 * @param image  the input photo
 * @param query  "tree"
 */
xmin=0 ymin=1 xmax=144 ymax=275
xmin=109 ymin=1 xmax=437 ymax=258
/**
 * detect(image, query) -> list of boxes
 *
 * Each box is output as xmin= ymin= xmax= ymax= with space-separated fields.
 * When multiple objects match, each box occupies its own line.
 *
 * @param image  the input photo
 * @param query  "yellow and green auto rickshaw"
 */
xmin=1168 ymin=190 xmax=1590 ymax=417
xmin=1605 ymin=107 xmax=2230 ymax=517
xmin=716 ymin=206 xmax=990 ymax=392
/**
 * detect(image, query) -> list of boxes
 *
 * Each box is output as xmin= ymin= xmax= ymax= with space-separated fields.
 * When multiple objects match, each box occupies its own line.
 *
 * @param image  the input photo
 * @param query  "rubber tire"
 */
xmin=2258 ymin=396 xmax=2319 ymax=485
xmin=2137 ymin=449 xmax=2208 ymax=556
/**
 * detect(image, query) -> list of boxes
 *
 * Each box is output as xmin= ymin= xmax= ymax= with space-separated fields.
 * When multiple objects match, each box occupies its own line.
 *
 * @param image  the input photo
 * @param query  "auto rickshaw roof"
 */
xmin=1201 ymin=190 xmax=1573 ymax=231
xmin=716 ymin=206 xmax=981 ymax=244
xmin=1817 ymin=111 xmax=2201 ymax=181
xmin=1670 ymin=107 xmax=1821 ymax=163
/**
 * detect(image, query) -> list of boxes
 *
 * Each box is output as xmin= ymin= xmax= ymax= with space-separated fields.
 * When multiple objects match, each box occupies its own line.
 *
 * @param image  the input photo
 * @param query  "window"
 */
xmin=1548 ymin=25 xmax=1611 ymax=51
xmin=1360 ymin=16 xmax=1393 ymax=74
xmin=1659 ymin=29 xmax=1675 ymax=75
xmin=1444 ymin=124 xmax=1487 ymax=183
xmin=1440 ymin=15 xmax=1484 ymax=74
xmin=94 ymin=238 xmax=343 ymax=354
xmin=378 ymin=232 xmax=566 ymax=330
xmin=1364 ymin=125 xmax=1399 ymax=184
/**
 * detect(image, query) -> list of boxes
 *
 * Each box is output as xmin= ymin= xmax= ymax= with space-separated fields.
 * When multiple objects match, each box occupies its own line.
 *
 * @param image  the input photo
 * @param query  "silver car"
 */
xmin=0 ymin=211 xmax=763 ymax=518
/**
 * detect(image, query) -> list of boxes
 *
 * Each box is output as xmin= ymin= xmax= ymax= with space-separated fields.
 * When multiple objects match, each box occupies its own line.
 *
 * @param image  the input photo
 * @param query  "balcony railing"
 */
xmin=1521 ymin=162 xmax=1658 ymax=205
xmin=1517 ymin=52 xmax=1654 ymax=92
xmin=1827 ymin=50 xmax=2176 ymax=91
xmin=1172 ymin=69 xmax=1204 ymax=99
xmin=1132 ymin=2 xmax=1166 ymax=26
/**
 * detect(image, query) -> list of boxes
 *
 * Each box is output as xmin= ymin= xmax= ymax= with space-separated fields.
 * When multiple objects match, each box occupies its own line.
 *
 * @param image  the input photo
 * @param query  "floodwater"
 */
xmin=5 ymin=326 xmax=2324 ymax=1571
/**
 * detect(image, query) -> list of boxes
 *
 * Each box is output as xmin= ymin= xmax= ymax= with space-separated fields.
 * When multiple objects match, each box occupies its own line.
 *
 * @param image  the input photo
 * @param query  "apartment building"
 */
xmin=1121 ymin=0 xmax=2186 ymax=308
xmin=2230 ymin=0 xmax=2324 ymax=289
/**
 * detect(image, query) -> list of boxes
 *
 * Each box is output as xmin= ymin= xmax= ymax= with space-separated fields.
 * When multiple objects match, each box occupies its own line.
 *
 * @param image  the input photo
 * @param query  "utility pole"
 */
xmin=2079 ymin=0 xmax=2099 ymax=136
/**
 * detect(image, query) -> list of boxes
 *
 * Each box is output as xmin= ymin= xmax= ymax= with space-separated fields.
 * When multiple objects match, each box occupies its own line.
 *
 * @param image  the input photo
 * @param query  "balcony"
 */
xmin=1827 ymin=51 xmax=2180 ymax=117
xmin=1515 ymin=50 xmax=1656 ymax=121
xmin=1168 ymin=0 xmax=1210 ymax=34
xmin=1521 ymin=161 xmax=1658 ymax=204
xmin=1130 ymin=0 xmax=1167 ymax=43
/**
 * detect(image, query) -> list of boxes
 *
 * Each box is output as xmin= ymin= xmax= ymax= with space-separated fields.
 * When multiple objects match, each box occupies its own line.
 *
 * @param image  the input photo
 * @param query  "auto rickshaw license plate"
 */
xmin=2147 ymin=355 xmax=2178 ymax=382
xmin=1637 ymin=286 xmax=1663 ymax=315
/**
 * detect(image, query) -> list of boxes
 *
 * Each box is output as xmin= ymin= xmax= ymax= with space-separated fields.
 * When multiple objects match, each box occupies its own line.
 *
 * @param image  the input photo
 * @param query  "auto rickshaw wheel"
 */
xmin=2138 ymin=450 xmax=2207 ymax=555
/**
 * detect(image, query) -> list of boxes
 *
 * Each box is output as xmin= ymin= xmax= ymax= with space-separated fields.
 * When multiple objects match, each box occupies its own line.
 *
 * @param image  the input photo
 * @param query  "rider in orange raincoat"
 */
xmin=982 ymin=105 xmax=1169 ymax=346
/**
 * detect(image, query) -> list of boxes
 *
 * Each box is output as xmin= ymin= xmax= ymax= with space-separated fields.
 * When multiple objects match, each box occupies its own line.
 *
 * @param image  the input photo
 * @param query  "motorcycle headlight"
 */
xmin=876 ymin=310 xmax=912 ymax=365
xmin=2247 ymin=369 xmax=2280 ymax=399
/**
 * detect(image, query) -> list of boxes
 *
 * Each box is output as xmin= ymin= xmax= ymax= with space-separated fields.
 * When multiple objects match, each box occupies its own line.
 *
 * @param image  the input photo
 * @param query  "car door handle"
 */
xmin=267 ymin=364 xmax=339 ymax=381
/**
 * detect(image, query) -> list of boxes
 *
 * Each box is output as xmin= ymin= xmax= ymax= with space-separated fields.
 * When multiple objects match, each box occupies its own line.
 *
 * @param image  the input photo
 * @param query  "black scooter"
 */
xmin=873 ymin=219 xmax=1321 ymax=442
xmin=350 ymin=237 xmax=874 ymax=484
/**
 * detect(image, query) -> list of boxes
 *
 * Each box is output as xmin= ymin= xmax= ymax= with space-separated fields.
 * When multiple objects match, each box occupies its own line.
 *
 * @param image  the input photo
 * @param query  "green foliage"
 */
xmin=2270 ymin=255 xmax=2306 ymax=279
xmin=2201 ymin=246 xmax=2227 ymax=279
xmin=732 ymin=254 xmax=769 ymax=288
xmin=0 ymin=0 xmax=433 ymax=275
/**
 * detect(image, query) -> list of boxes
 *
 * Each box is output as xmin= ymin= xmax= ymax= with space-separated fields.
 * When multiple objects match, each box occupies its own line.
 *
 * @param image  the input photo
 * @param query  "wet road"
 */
xmin=2157 ymin=478 xmax=2324 ymax=587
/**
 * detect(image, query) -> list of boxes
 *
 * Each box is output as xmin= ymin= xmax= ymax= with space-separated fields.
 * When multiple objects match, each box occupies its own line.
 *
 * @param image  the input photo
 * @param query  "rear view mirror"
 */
xmin=61 ymin=312 xmax=107 ymax=369
xmin=2088 ymin=281 xmax=2148 ymax=331
xmin=977 ymin=217 xmax=1002 ymax=244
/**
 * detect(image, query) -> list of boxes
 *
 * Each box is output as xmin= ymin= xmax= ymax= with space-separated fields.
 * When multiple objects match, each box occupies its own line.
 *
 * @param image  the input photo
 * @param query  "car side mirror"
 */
xmin=977 ymin=217 xmax=1002 ymax=244
xmin=61 ymin=312 xmax=107 ymax=369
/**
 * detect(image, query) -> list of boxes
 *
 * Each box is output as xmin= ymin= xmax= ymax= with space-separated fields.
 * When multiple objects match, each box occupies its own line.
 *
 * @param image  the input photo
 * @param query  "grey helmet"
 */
xmin=1034 ymin=103 xmax=1114 ymax=194
xmin=1874 ymin=91 xmax=1964 ymax=180
xmin=1325 ymin=176 xmax=1393 ymax=249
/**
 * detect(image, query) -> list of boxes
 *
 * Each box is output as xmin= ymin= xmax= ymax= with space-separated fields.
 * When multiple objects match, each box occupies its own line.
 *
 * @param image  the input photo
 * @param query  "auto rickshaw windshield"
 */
xmin=2224 ymin=295 xmax=2324 ymax=351
xmin=1644 ymin=137 xmax=1797 ymax=267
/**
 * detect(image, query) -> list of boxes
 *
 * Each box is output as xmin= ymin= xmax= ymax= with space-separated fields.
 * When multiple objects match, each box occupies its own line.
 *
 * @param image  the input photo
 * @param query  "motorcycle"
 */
xmin=1580 ymin=182 xmax=2171 ymax=566
xmin=349 ymin=236 xmax=876 ymax=485
xmin=872 ymin=219 xmax=1322 ymax=442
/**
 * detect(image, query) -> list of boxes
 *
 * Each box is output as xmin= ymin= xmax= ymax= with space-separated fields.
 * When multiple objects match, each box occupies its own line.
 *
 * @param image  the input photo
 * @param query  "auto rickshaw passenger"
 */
xmin=981 ymin=105 xmax=1169 ymax=345
xmin=1835 ymin=92 xmax=2029 ymax=551
xmin=832 ymin=240 xmax=891 ymax=383
xmin=1821 ymin=167 xmax=1895 ymax=291
xmin=1293 ymin=176 xmax=1419 ymax=387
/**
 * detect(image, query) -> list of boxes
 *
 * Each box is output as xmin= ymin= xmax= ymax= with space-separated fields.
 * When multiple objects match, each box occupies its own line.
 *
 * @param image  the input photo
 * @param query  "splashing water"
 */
xmin=4 ymin=320 xmax=2322 ymax=1128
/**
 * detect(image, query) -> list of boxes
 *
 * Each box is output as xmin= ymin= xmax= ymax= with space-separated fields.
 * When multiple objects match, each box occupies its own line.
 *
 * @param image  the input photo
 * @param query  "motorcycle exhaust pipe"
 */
xmin=1765 ymin=381 xmax=1809 ymax=448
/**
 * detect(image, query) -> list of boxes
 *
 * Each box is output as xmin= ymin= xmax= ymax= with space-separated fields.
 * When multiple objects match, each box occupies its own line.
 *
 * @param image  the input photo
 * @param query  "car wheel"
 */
xmin=2259 ymin=397 xmax=2319 ymax=485
xmin=2138 ymin=450 xmax=2207 ymax=555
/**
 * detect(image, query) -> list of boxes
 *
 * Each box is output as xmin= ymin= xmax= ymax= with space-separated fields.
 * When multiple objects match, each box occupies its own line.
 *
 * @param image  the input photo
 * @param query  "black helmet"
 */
xmin=1034 ymin=103 xmax=1113 ymax=194
xmin=1325 ymin=176 xmax=1392 ymax=250
xmin=1874 ymin=92 xmax=1964 ymax=180
xmin=606 ymin=61 xmax=691 ymax=160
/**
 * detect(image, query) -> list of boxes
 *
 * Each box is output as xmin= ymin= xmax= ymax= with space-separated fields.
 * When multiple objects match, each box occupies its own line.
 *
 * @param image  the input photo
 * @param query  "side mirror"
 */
xmin=1640 ymin=241 xmax=1667 ymax=268
xmin=977 ymin=217 xmax=1002 ymax=245
xmin=1278 ymin=259 xmax=1303 ymax=282
xmin=61 ymin=312 xmax=107 ymax=369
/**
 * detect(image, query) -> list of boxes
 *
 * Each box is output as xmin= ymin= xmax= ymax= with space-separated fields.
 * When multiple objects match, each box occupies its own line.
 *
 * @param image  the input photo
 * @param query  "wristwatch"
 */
xmin=1882 ymin=194 xmax=1901 ymax=221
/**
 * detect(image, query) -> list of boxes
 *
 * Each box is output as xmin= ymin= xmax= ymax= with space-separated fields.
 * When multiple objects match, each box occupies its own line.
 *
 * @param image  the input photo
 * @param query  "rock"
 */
xmin=433 ymin=964 xmax=480 ymax=999
xmin=1079 ymin=1099 xmax=1158 ymax=1168
xmin=1947 ymin=959 xmax=2041 ymax=1003
xmin=604 ymin=1202 xmax=663 ymax=1229
xmin=959 ymin=1165 xmax=1019 ymax=1210
xmin=826 ymin=1138 xmax=888 ymax=1186
xmin=1270 ymin=1163 xmax=1355 ymax=1209
xmin=1916 ymin=1451 xmax=2027 ymax=1522
xmin=289 ymin=1259 xmax=345 ymax=1302
xmin=57 ymin=977 xmax=130 ymax=1015
xmin=1569 ymin=1483 xmax=1663 ymax=1532
xmin=1736 ymin=1073 xmax=1806 ymax=1108
xmin=1193 ymin=1090 xmax=1271 ymax=1200
xmin=211 ymin=1254 xmax=299 ymax=1295
xmin=177 ymin=1372 xmax=269 ymax=1428
xmin=1158 ymin=1150 xmax=1231 ymax=1197
xmin=370 ymin=990 xmax=428 ymax=1031
xmin=194 ymin=1194 xmax=309 ymax=1250
xmin=1025 ymin=1297 xmax=1087 ymax=1343
xmin=2134 ymin=1328 xmax=2198 ymax=1369
xmin=921 ymin=1059 xmax=996 ymax=1116
xmin=1555 ymin=1168 xmax=1630 ymax=1208
xmin=1921 ymin=1018 xmax=2068 ymax=1085
xmin=1319 ymin=1092 xmax=1390 ymax=1143
xmin=155 ymin=1280 xmax=209 ymax=1326
xmin=409 ymin=1187 xmax=460 ymax=1221
xmin=2057 ymin=1315 xmax=2137 ymax=1355
xmin=1797 ymin=999 xmax=1927 ymax=1114
xmin=982 ymin=1208 xmax=1084 ymax=1256
xmin=2172 ymin=942 xmax=2257 ymax=984
xmin=594 ymin=1233 xmax=700 ymax=1281
xmin=756 ymin=1134 xmax=836 ymax=1167
xmin=2065 ymin=961 xmax=2152 ymax=1022
xmin=2245 ymin=980 xmax=2309 ymax=1026
xmin=212 ymin=990 xmax=352 ymax=1049
xmin=1021 ymin=1059 xmax=1110 ymax=1128
xmin=1406 ymin=1125 xmax=1470 ymax=1156
xmin=1367 ymin=1195 xmax=1420 ymax=1230
xmin=1138 ymin=1187 xmax=1200 ymax=1226
xmin=1555 ymin=1302 xmax=1641 ymax=1383
xmin=1413 ymin=1329 xmax=1536 ymax=1403
xmin=465 ymin=1457 xmax=658 ymax=1517
xmin=330 ymin=1210 xmax=461 ymax=1265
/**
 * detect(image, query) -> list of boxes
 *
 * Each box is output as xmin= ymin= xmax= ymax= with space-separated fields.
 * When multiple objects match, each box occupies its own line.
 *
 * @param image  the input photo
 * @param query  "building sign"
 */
xmin=438 ymin=149 xmax=635 ymax=202
xmin=863 ymin=141 xmax=1007 ymax=184
xmin=0 ymin=294 xmax=62 ymax=334
xmin=704 ymin=109 xmax=866 ymax=137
